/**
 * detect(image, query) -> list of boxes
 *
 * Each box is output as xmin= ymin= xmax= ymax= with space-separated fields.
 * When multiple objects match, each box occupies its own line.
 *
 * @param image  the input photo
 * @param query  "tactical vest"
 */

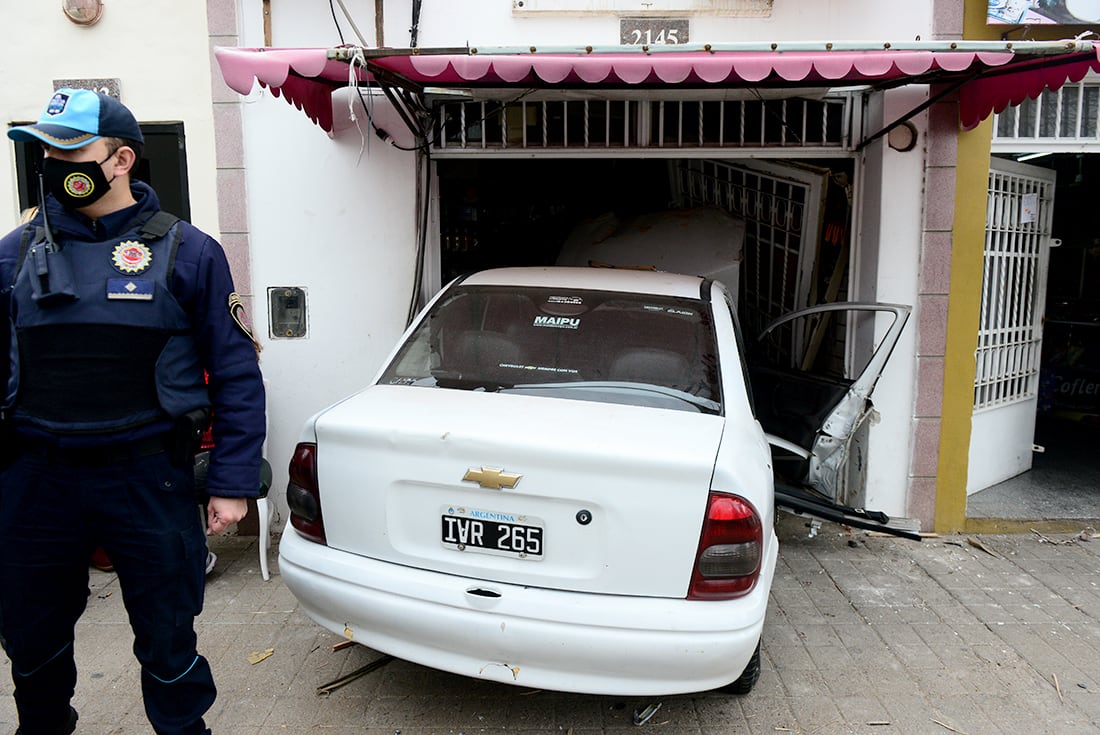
xmin=9 ymin=211 xmax=209 ymax=436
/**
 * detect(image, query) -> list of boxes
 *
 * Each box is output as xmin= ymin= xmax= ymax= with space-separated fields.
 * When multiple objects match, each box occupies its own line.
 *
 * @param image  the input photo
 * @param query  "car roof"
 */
xmin=460 ymin=267 xmax=709 ymax=300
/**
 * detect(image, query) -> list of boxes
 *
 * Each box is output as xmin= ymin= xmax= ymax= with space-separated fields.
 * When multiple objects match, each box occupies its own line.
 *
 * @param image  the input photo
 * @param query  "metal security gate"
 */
xmin=967 ymin=157 xmax=1055 ymax=494
xmin=671 ymin=159 xmax=828 ymax=340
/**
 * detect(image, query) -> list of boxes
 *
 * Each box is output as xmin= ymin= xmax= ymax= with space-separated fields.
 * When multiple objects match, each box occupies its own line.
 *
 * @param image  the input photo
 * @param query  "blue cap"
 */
xmin=7 ymin=89 xmax=144 ymax=149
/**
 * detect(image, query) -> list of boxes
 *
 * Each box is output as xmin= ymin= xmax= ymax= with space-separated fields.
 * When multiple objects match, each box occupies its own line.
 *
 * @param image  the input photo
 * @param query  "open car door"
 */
xmin=748 ymin=303 xmax=920 ymax=540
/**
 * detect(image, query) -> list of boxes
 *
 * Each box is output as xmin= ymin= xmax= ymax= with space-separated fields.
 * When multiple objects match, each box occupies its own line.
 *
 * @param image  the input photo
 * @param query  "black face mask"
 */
xmin=40 ymin=155 xmax=114 ymax=210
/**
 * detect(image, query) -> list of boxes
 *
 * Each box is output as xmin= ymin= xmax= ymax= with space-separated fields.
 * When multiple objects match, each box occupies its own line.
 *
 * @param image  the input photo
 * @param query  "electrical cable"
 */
xmin=325 ymin=2 xmax=431 ymax=154
xmin=406 ymin=144 xmax=432 ymax=325
xmin=345 ymin=48 xmax=371 ymax=162
xmin=322 ymin=0 xmax=428 ymax=325
xmin=334 ymin=0 xmax=369 ymax=46
xmin=328 ymin=0 xmax=369 ymax=46
xmin=328 ymin=0 xmax=346 ymax=44
xmin=327 ymin=0 xmax=531 ymax=154
xmin=410 ymin=0 xmax=423 ymax=48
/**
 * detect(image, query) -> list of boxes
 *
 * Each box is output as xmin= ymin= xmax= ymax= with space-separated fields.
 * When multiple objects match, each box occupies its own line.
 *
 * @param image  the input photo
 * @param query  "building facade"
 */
xmin=3 ymin=0 xmax=1095 ymax=533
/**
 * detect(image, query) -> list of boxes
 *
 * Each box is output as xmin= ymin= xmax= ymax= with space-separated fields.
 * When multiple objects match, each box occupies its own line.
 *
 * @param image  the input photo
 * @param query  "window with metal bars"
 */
xmin=993 ymin=77 xmax=1100 ymax=144
xmin=432 ymin=96 xmax=852 ymax=152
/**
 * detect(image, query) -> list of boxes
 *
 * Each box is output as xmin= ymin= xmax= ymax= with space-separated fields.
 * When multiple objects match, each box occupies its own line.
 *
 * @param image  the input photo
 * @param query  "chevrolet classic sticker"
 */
xmin=107 ymin=278 xmax=154 ymax=301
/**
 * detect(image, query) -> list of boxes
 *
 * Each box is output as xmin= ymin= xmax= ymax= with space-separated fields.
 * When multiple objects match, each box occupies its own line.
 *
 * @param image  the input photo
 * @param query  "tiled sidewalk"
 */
xmin=2 ymin=515 xmax=1098 ymax=734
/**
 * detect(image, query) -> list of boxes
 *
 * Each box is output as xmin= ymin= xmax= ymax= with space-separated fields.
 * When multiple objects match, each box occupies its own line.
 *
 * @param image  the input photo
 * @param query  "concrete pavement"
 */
xmin=2 ymin=514 xmax=1099 ymax=734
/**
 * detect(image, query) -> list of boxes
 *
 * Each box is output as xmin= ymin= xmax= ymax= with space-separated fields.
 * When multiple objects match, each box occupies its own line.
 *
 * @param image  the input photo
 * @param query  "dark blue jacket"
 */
xmin=0 ymin=182 xmax=266 ymax=498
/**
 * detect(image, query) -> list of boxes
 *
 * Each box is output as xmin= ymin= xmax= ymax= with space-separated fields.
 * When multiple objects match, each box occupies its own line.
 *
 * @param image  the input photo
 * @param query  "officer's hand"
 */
xmin=207 ymin=496 xmax=249 ymax=535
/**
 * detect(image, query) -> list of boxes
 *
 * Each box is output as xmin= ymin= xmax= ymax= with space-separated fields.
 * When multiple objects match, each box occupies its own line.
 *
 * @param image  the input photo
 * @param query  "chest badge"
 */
xmin=112 ymin=241 xmax=153 ymax=274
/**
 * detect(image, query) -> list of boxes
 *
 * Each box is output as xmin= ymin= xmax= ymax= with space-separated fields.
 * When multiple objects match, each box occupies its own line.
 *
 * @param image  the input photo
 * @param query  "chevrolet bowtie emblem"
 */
xmin=463 ymin=467 xmax=522 ymax=490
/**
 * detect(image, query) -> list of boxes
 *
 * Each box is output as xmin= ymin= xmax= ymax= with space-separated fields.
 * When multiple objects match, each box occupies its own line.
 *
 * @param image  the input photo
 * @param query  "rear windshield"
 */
xmin=380 ymin=284 xmax=722 ymax=413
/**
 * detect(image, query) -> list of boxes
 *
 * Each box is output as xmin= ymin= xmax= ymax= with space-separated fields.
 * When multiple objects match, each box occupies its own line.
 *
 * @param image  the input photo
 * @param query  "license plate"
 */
xmin=441 ymin=506 xmax=544 ymax=560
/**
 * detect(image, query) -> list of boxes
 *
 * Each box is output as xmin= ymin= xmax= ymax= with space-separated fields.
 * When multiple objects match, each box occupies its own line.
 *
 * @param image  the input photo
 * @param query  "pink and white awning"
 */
xmin=214 ymin=42 xmax=1100 ymax=133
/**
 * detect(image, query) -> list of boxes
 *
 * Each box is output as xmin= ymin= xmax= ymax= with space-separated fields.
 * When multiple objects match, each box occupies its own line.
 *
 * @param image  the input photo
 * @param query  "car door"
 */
xmin=747 ymin=302 xmax=918 ymax=539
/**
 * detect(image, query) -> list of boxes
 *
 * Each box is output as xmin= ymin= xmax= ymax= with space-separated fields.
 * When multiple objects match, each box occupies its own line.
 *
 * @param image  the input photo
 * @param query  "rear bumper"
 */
xmin=279 ymin=528 xmax=777 ymax=696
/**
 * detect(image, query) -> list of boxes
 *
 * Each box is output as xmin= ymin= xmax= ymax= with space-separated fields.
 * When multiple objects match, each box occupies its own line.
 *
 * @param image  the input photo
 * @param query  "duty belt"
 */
xmin=16 ymin=433 xmax=173 ymax=466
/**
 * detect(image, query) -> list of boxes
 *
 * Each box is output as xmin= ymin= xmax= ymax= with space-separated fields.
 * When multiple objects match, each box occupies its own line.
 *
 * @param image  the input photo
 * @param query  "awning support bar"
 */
xmin=856 ymin=74 xmax=977 ymax=151
xmin=376 ymin=81 xmax=426 ymax=144
xmin=858 ymin=48 xmax=1100 ymax=150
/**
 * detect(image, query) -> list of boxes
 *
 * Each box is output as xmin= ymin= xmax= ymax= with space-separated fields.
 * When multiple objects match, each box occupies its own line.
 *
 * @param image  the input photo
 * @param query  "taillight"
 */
xmin=688 ymin=492 xmax=762 ymax=600
xmin=287 ymin=442 xmax=326 ymax=545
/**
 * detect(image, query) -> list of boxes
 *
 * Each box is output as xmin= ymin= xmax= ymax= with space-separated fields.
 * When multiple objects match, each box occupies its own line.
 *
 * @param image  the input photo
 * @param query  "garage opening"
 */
xmin=436 ymin=154 xmax=874 ymax=504
xmin=430 ymin=92 xmax=857 ymax=337
xmin=437 ymin=155 xmax=855 ymax=338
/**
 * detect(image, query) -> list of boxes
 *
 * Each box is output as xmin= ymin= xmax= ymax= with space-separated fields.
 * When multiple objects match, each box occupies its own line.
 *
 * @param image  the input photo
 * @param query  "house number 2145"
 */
xmin=619 ymin=18 xmax=689 ymax=46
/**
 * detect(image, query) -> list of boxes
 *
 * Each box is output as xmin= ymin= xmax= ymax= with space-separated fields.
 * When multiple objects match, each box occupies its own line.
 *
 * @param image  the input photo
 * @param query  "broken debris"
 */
xmin=247 ymin=648 xmax=274 ymax=665
xmin=316 ymin=654 xmax=395 ymax=695
xmin=966 ymin=537 xmax=1002 ymax=558
xmin=1031 ymin=527 xmax=1096 ymax=545
xmin=633 ymin=702 xmax=662 ymax=726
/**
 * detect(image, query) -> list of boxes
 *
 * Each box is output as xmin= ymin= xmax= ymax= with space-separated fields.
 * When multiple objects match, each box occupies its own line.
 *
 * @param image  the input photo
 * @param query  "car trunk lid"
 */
xmin=313 ymin=385 xmax=724 ymax=598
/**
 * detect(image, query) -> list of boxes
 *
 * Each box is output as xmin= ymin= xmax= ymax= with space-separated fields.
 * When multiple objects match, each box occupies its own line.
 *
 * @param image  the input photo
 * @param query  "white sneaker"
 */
xmin=205 ymin=550 xmax=217 ymax=575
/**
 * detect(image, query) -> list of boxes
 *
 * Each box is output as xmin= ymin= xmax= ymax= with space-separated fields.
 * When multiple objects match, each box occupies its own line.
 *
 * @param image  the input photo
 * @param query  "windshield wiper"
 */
xmin=431 ymin=372 xmax=512 ymax=391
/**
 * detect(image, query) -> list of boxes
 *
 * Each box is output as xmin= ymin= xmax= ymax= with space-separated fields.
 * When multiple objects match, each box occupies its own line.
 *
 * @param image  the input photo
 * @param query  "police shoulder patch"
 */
xmin=228 ymin=292 xmax=263 ymax=355
xmin=112 ymin=241 xmax=153 ymax=274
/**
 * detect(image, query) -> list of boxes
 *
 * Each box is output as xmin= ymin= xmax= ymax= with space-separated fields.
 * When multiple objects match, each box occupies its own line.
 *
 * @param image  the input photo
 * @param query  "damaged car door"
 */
xmin=747 ymin=302 xmax=918 ymax=539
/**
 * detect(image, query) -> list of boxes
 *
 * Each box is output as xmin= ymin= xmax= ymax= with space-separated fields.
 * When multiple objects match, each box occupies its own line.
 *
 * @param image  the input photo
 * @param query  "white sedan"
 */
xmin=280 ymin=266 xmax=911 ymax=696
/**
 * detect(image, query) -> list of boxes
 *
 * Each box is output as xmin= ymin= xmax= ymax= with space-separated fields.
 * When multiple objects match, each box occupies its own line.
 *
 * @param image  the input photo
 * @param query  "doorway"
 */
xmin=968 ymin=152 xmax=1100 ymax=520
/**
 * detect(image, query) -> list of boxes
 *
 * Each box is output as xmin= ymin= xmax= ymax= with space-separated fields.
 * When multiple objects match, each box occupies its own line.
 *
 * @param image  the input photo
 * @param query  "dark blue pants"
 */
xmin=0 ymin=450 xmax=214 ymax=735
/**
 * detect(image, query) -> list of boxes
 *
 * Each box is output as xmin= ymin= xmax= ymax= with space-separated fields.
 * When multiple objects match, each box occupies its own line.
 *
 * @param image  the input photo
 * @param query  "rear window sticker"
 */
xmin=533 ymin=316 xmax=580 ymax=329
xmin=500 ymin=362 xmax=578 ymax=376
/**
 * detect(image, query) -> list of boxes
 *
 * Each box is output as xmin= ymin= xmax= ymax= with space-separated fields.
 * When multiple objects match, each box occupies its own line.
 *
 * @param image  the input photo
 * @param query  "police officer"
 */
xmin=0 ymin=89 xmax=266 ymax=735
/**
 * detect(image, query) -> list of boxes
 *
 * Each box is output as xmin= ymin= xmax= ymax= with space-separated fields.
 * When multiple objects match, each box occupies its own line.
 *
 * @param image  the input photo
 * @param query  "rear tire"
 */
xmin=716 ymin=640 xmax=761 ymax=695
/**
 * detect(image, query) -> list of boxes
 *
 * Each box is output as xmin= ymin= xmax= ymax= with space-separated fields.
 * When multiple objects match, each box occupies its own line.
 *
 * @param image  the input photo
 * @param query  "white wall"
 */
xmin=237 ymin=90 xmax=419 ymax=480
xmin=860 ymin=86 xmax=927 ymax=518
xmin=0 ymin=2 xmax=220 ymax=236
xmin=235 ymin=1 xmax=422 ymax=515
xmin=377 ymin=0 xmax=934 ymax=48
xmin=256 ymin=0 xmax=934 ymax=50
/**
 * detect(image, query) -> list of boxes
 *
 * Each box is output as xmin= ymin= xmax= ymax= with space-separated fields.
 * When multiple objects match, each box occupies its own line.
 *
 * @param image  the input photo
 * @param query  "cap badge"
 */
xmin=46 ymin=92 xmax=70 ymax=116
xmin=63 ymin=172 xmax=95 ymax=199
xmin=112 ymin=241 xmax=153 ymax=274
